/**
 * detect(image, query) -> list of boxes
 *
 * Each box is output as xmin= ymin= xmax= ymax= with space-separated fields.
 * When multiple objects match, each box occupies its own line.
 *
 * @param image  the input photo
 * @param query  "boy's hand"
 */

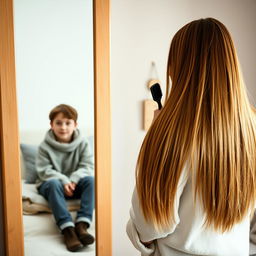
xmin=64 ymin=182 xmax=76 ymax=197
xmin=70 ymin=182 xmax=76 ymax=191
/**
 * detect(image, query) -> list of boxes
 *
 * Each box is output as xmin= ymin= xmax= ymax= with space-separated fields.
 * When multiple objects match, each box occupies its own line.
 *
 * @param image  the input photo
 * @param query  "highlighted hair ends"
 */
xmin=136 ymin=18 xmax=256 ymax=232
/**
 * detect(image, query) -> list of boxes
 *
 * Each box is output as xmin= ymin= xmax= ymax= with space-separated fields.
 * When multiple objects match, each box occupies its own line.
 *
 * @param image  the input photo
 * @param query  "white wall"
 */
xmin=14 ymin=0 xmax=94 ymax=140
xmin=111 ymin=1 xmax=256 ymax=255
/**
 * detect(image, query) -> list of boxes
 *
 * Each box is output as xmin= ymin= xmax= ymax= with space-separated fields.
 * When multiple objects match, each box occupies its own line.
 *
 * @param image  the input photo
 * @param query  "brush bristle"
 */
xmin=150 ymin=83 xmax=162 ymax=101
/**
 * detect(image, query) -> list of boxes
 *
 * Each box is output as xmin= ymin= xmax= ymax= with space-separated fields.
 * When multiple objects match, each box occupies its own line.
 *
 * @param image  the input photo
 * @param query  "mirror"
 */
xmin=0 ymin=0 xmax=111 ymax=255
xmin=13 ymin=0 xmax=96 ymax=254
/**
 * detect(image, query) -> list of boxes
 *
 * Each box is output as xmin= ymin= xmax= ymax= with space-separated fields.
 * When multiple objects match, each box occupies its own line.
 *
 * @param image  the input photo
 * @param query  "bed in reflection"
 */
xmin=23 ymin=208 xmax=95 ymax=256
xmin=20 ymin=131 xmax=95 ymax=256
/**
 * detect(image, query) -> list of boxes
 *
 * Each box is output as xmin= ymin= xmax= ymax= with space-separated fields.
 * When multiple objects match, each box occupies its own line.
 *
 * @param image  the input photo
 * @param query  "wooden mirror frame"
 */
xmin=0 ymin=0 xmax=111 ymax=255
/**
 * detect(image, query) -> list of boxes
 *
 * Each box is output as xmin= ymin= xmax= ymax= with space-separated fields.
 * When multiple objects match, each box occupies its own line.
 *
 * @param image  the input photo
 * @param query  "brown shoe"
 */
xmin=62 ymin=226 xmax=83 ymax=252
xmin=75 ymin=222 xmax=95 ymax=246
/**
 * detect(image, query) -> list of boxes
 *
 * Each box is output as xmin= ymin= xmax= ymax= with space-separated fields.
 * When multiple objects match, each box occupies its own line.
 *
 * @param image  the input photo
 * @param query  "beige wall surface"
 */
xmin=111 ymin=1 xmax=256 ymax=255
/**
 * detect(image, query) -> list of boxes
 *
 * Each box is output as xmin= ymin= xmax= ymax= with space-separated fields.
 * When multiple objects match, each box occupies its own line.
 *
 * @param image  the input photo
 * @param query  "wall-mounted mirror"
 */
xmin=0 ymin=0 xmax=111 ymax=255
xmin=14 ymin=0 xmax=95 ymax=254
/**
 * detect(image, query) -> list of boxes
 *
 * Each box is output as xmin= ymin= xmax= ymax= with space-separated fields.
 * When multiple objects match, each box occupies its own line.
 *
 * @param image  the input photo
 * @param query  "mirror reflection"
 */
xmin=13 ymin=0 xmax=95 ymax=255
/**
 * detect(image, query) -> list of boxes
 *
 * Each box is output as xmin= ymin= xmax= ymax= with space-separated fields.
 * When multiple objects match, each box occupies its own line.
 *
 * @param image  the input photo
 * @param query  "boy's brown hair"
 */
xmin=49 ymin=104 xmax=78 ymax=122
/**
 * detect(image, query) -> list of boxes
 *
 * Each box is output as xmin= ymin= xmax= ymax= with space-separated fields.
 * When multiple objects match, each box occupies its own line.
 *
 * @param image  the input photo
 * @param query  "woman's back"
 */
xmin=127 ymin=17 xmax=256 ymax=256
xmin=128 ymin=164 xmax=250 ymax=256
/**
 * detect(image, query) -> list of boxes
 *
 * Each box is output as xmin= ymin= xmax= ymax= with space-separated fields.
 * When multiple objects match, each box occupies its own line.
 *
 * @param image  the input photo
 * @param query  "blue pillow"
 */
xmin=20 ymin=144 xmax=38 ymax=184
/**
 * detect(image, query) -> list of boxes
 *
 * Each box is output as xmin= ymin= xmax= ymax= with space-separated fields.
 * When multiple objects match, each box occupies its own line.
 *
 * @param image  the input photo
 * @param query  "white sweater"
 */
xmin=127 ymin=166 xmax=250 ymax=256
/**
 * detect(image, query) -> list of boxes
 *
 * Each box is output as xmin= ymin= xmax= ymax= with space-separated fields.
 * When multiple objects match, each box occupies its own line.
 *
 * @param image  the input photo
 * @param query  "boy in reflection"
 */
xmin=36 ymin=104 xmax=94 ymax=252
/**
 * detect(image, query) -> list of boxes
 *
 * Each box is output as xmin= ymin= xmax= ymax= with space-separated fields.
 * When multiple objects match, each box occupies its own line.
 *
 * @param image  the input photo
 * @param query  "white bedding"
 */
xmin=22 ymin=180 xmax=95 ymax=255
xmin=23 ymin=212 xmax=95 ymax=256
xmin=22 ymin=181 xmax=80 ymax=214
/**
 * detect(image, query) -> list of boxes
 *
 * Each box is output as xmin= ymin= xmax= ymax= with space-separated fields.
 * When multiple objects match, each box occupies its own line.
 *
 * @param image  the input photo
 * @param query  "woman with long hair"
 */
xmin=127 ymin=18 xmax=256 ymax=256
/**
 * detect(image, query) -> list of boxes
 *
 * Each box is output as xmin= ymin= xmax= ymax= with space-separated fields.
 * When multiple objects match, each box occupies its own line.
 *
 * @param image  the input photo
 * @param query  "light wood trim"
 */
xmin=94 ymin=0 xmax=112 ymax=255
xmin=0 ymin=0 xmax=24 ymax=255
xmin=0 ymin=0 xmax=112 ymax=255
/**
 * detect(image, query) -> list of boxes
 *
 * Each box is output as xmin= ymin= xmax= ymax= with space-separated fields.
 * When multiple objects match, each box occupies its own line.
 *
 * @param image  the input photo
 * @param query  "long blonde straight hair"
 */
xmin=136 ymin=18 xmax=256 ymax=232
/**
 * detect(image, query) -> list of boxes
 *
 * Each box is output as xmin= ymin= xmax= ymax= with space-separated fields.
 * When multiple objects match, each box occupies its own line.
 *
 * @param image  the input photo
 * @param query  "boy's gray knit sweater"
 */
xmin=35 ymin=129 xmax=94 ymax=187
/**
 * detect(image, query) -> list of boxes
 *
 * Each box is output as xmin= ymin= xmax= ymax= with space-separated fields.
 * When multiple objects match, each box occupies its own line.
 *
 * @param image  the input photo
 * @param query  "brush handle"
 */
xmin=157 ymin=100 xmax=162 ymax=110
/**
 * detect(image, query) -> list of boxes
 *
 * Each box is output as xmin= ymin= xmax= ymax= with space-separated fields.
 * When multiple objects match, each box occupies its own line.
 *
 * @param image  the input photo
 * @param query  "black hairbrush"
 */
xmin=148 ymin=79 xmax=163 ymax=110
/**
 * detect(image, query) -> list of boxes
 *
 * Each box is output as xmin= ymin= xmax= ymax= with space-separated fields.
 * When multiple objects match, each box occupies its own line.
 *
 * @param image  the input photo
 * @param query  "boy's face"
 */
xmin=50 ymin=113 xmax=77 ymax=143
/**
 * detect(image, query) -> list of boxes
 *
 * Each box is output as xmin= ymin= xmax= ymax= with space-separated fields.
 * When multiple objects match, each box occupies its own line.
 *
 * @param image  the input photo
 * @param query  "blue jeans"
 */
xmin=38 ymin=176 xmax=94 ymax=230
